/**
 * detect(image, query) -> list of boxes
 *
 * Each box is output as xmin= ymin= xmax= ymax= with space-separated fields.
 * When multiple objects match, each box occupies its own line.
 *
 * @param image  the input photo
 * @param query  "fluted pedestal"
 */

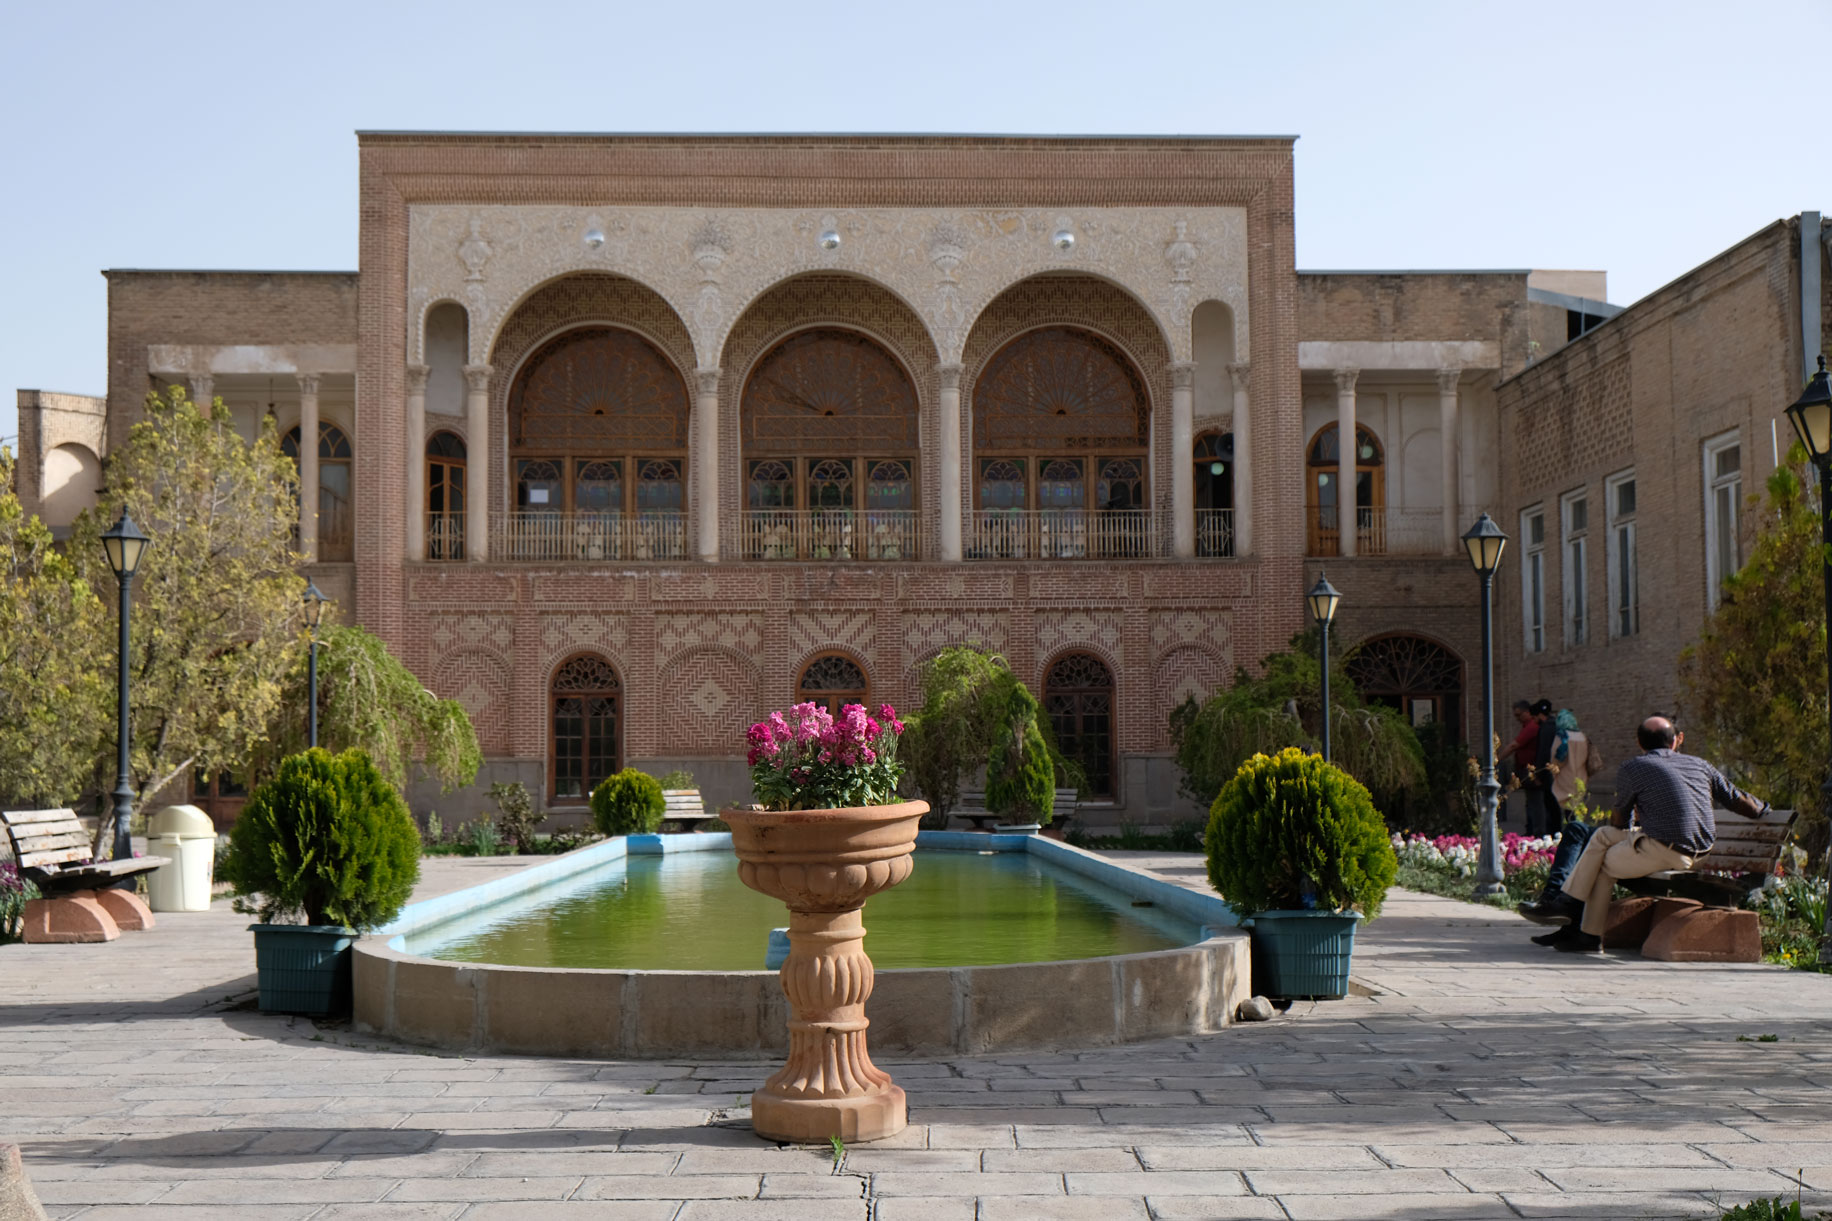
xmin=723 ymin=800 xmax=926 ymax=1144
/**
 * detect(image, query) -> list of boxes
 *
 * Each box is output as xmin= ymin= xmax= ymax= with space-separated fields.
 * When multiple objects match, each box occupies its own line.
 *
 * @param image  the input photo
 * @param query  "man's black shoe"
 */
xmin=1518 ymin=894 xmax=1583 ymax=926
xmin=1530 ymin=927 xmax=1576 ymax=947
xmin=1553 ymin=931 xmax=1602 ymax=953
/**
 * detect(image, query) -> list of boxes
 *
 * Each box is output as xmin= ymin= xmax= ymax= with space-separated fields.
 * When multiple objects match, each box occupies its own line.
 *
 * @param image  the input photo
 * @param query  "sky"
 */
xmin=4 ymin=0 xmax=1829 ymax=446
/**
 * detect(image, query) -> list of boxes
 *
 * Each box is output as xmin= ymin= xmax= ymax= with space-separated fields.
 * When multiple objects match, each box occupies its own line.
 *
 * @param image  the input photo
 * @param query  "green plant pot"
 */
xmin=250 ymin=923 xmax=356 ymax=1016
xmin=1247 ymin=909 xmax=1360 ymax=1000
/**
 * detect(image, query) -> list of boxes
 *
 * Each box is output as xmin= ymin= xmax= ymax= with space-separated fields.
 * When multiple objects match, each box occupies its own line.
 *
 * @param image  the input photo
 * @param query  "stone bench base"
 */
xmin=20 ymin=888 xmax=157 ymax=943
xmin=0 ymin=1143 xmax=49 ymax=1221
xmin=1603 ymin=896 xmax=1761 ymax=962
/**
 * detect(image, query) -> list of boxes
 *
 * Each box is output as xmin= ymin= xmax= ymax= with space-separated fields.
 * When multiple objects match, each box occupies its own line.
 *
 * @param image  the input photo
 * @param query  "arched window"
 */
xmin=740 ymin=329 xmax=920 ymax=560
xmin=550 ymin=654 xmax=621 ymax=801
xmin=507 ymin=326 xmax=690 ymax=560
xmin=1194 ymin=432 xmax=1233 ymax=557
xmin=426 ymin=432 xmax=466 ymax=560
xmin=1044 ymin=652 xmax=1115 ymax=798
xmin=1344 ymin=634 xmax=1463 ymax=734
xmin=971 ymin=328 xmax=1150 ymax=558
xmin=1305 ymin=423 xmax=1384 ymax=557
xmin=283 ymin=422 xmax=354 ymax=562
xmin=797 ymin=653 xmax=869 ymax=716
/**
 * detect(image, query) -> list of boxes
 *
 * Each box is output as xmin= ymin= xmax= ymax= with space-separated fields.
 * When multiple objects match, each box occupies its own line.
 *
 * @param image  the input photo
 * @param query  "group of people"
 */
xmin=1514 ymin=713 xmax=1772 ymax=953
xmin=1504 ymin=698 xmax=1599 ymax=836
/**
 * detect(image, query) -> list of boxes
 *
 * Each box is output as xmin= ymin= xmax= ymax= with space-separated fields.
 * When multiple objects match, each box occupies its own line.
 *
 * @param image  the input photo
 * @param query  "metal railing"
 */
xmin=1308 ymin=506 xmax=1493 ymax=558
xmin=732 ymin=510 xmax=919 ymax=561
xmin=966 ymin=510 xmax=1157 ymax=560
xmin=426 ymin=512 xmax=465 ymax=561
xmin=491 ymin=511 xmax=687 ymax=562
xmin=1195 ymin=508 xmax=1234 ymax=558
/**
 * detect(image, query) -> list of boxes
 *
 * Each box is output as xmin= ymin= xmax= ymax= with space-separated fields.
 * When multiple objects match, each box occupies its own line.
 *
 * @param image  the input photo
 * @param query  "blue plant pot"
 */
xmin=1247 ymin=909 xmax=1361 ymax=1000
xmin=250 ymin=923 xmax=356 ymax=1016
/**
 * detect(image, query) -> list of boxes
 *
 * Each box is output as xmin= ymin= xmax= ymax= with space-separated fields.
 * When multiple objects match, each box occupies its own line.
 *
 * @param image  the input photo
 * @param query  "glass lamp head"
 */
xmin=1306 ymin=572 xmax=1342 ymax=626
xmin=1786 ymin=355 xmax=1832 ymax=463
xmin=303 ymin=581 xmax=329 ymax=631
xmin=99 ymin=511 xmax=150 ymax=579
xmin=1461 ymin=512 xmax=1509 ymax=576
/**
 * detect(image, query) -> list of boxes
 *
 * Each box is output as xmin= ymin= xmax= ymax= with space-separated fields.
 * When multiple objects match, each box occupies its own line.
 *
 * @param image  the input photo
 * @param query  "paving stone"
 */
xmin=1277 ymin=1193 xmax=1518 ymax=1220
xmin=974 ymin=1197 xmax=1151 ymax=1220
xmin=460 ymin=1205 xmax=678 ymax=1220
xmin=162 ymin=1177 xmax=397 ymax=1204
xmin=757 ymin=1172 xmax=869 ymax=1198
xmin=1140 ymin=1199 xmax=1292 ymax=1220
xmin=981 ymin=1148 xmax=1142 ymax=1172
xmin=1065 ymin=1170 xmax=1246 ymax=1196
xmin=1137 ymin=1145 xmax=1384 ymax=1171
xmin=676 ymin=1203 xmax=869 ymax=1221
xmin=869 ymin=1171 xmax=1063 ymax=1196
xmin=580 ymin=1174 xmax=761 ymax=1199
xmin=871 ymin=1200 xmax=976 ymax=1221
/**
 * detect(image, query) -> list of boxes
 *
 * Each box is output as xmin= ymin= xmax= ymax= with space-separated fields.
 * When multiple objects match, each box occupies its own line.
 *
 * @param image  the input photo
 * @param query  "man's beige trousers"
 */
xmin=1560 ymin=826 xmax=1696 ymax=936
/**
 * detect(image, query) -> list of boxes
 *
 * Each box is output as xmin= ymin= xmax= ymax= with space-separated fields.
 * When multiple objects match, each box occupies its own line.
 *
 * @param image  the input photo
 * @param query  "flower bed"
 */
xmin=1390 ymin=831 xmax=1557 ymax=906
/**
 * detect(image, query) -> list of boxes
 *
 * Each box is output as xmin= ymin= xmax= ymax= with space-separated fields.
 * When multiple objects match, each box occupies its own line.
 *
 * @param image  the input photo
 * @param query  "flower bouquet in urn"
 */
xmin=727 ymin=701 xmax=926 ymax=1144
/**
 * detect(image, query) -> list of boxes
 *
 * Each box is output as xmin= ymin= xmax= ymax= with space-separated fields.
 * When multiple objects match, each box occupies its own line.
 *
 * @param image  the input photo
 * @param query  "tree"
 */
xmin=1681 ymin=448 xmax=1829 ymax=861
xmin=0 ymin=450 xmax=110 ymax=806
xmin=69 ymin=387 xmax=305 ymax=823
xmin=253 ymin=624 xmax=482 ymax=794
xmin=1171 ymin=628 xmax=1427 ymax=810
xmin=902 ymin=646 xmax=1065 ymax=826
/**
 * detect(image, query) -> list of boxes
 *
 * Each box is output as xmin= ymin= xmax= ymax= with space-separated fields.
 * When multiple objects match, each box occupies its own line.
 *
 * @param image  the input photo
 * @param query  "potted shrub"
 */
xmin=218 ymin=748 xmax=421 ymax=1016
xmin=1205 ymin=746 xmax=1397 ymax=1000
xmin=590 ymin=768 xmax=666 ymax=837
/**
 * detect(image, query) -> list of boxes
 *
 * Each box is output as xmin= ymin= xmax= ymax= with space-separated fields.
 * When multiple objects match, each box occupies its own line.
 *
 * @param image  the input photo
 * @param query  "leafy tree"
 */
xmin=255 ymin=623 xmax=481 ymax=794
xmin=69 ymin=386 xmax=305 ymax=825
xmin=1172 ymin=628 xmax=1426 ymax=809
xmin=0 ymin=450 xmax=110 ymax=806
xmin=1681 ymin=448 xmax=1830 ymax=862
xmin=902 ymin=646 xmax=1066 ymax=827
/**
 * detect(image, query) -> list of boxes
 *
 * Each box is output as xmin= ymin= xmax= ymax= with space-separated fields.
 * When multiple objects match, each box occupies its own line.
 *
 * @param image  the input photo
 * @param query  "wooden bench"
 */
xmin=1 ymin=809 xmax=169 ymax=894
xmin=1608 ymin=807 xmax=1796 ymax=962
xmin=1621 ymin=806 xmax=1798 ymax=904
xmin=658 ymin=790 xmax=717 ymax=833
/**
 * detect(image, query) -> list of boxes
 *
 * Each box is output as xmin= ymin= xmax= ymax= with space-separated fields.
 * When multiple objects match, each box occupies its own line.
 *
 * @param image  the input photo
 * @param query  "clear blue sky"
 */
xmin=4 ymin=0 xmax=1828 ymax=445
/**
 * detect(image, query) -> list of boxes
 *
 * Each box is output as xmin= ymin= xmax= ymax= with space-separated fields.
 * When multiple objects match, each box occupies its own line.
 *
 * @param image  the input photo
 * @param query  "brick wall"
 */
xmin=1297 ymin=272 xmax=1540 ymax=377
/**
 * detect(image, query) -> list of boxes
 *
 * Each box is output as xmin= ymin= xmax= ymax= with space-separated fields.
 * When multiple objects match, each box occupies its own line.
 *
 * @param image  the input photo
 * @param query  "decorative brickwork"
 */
xmin=434 ymin=647 xmax=513 ymax=754
xmin=656 ymin=646 xmax=764 ymax=752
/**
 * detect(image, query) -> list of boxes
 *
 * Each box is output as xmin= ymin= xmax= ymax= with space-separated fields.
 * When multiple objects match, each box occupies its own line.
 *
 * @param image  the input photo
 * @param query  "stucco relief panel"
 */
xmin=407 ymin=205 xmax=1251 ymax=367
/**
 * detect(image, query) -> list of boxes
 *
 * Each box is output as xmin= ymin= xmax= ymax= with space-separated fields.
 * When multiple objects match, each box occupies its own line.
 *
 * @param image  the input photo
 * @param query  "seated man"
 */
xmin=1525 ymin=714 xmax=1767 ymax=953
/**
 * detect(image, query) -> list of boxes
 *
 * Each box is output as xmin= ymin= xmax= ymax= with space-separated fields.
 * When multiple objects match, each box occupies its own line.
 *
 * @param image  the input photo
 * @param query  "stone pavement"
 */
xmin=5 ymin=853 xmax=1832 ymax=1220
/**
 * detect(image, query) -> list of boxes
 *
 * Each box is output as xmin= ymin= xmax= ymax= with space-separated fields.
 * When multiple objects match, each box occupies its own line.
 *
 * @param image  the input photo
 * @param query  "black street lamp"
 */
xmin=99 ymin=512 xmax=151 ymax=862
xmin=1783 ymin=355 xmax=1832 ymax=962
xmin=303 ymin=581 xmax=329 ymax=749
xmin=1306 ymin=572 xmax=1342 ymax=763
xmin=1462 ymin=512 xmax=1509 ymax=898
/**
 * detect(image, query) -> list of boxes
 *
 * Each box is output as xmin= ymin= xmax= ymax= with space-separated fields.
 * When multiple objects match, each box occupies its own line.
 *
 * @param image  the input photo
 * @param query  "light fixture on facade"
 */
xmin=583 ymin=227 xmax=606 ymax=249
xmin=1053 ymin=229 xmax=1075 ymax=252
xmin=1209 ymin=461 xmax=1225 ymax=476
xmin=819 ymin=229 xmax=841 ymax=251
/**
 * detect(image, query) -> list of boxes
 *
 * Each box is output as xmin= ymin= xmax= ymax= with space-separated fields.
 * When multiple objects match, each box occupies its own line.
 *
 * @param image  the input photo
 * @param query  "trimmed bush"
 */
xmin=1205 ymin=746 xmax=1397 ymax=920
xmin=219 ymin=747 xmax=421 ymax=930
xmin=591 ymin=768 xmax=666 ymax=836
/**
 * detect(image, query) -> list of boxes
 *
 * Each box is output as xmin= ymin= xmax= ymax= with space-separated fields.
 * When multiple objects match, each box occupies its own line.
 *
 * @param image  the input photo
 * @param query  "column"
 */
xmin=937 ymin=362 xmax=963 ymax=561
xmin=405 ymin=364 xmax=429 ymax=561
xmin=463 ymin=364 xmax=492 ymax=563
xmin=191 ymin=372 xmax=214 ymax=416
xmin=1437 ymin=367 xmax=1461 ymax=555
xmin=694 ymin=367 xmax=720 ymax=563
xmin=1384 ymin=393 xmax=1403 ymax=545
xmin=1333 ymin=368 xmax=1359 ymax=557
xmin=297 ymin=373 xmax=321 ymax=563
xmin=1227 ymin=363 xmax=1251 ymax=556
xmin=1170 ymin=362 xmax=1195 ymax=559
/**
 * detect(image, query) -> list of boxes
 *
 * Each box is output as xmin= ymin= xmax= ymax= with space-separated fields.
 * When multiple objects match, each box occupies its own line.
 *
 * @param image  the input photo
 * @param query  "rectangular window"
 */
xmin=1561 ymin=490 xmax=1589 ymax=647
xmin=1607 ymin=471 xmax=1638 ymax=637
xmin=1521 ymin=505 xmax=1546 ymax=654
xmin=1703 ymin=433 xmax=1741 ymax=609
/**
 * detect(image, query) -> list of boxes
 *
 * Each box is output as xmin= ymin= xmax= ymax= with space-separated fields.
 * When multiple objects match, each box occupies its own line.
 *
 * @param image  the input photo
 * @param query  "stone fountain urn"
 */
xmin=723 ymin=798 xmax=927 ymax=1143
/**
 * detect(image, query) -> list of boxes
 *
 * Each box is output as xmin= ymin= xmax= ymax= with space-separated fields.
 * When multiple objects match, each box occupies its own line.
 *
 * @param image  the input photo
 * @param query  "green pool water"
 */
xmin=410 ymin=848 xmax=1200 ymax=970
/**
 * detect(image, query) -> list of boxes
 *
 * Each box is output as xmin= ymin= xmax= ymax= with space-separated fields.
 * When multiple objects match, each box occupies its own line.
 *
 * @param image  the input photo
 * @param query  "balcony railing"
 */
xmin=1195 ymin=508 xmax=1234 ymax=558
xmin=1309 ymin=506 xmax=1493 ymax=558
xmin=491 ymin=511 xmax=687 ymax=562
xmin=426 ymin=512 xmax=466 ymax=561
xmin=731 ymin=510 xmax=919 ymax=561
xmin=967 ymin=509 xmax=1157 ymax=560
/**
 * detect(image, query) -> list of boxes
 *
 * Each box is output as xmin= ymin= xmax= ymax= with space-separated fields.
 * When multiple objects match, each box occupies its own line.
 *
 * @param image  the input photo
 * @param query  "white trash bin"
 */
xmin=146 ymin=804 xmax=217 ymax=912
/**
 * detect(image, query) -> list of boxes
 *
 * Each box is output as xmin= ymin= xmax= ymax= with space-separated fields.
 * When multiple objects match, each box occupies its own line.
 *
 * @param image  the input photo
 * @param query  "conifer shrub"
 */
xmin=591 ymin=768 xmax=666 ymax=836
xmin=1205 ymin=746 xmax=1397 ymax=920
xmin=220 ymin=747 xmax=422 ymax=930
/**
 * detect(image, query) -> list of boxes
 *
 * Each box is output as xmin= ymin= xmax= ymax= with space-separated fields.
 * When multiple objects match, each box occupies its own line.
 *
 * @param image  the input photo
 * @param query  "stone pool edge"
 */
xmin=353 ymin=832 xmax=1251 ymax=1059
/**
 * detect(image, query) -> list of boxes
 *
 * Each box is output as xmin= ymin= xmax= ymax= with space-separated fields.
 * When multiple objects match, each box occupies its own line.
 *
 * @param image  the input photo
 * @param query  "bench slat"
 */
xmin=13 ymin=829 xmax=90 ymax=850
xmin=1 ymin=808 xmax=79 ymax=827
xmin=21 ymin=846 xmax=92 ymax=868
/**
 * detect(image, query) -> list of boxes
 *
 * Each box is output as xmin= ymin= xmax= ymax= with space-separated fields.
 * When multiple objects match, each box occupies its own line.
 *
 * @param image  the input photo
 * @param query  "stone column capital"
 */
xmin=296 ymin=372 xmax=322 ymax=397
xmin=1168 ymin=360 xmax=1196 ymax=390
xmin=1226 ymin=362 xmax=1250 ymax=392
xmin=405 ymin=363 xmax=431 ymax=394
xmin=1436 ymin=367 xmax=1463 ymax=396
xmin=936 ymin=362 xmax=964 ymax=392
xmin=694 ymin=366 xmax=721 ymax=397
xmin=462 ymin=364 xmax=493 ymax=393
xmin=1332 ymin=367 xmax=1360 ymax=395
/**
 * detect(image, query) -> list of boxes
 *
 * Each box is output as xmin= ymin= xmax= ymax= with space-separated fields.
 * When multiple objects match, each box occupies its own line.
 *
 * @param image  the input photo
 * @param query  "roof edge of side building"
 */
xmin=102 ymin=269 xmax=358 ymax=277
xmin=1299 ymin=268 xmax=1532 ymax=277
xmin=353 ymin=130 xmax=1300 ymax=145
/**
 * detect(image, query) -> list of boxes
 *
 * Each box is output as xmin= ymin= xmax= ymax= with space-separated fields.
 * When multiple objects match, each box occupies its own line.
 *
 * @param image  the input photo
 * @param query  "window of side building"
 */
xmin=1607 ymin=470 xmax=1639 ymax=637
xmin=1702 ymin=432 xmax=1741 ymax=610
xmin=1560 ymin=489 xmax=1589 ymax=647
xmin=1520 ymin=505 xmax=1546 ymax=654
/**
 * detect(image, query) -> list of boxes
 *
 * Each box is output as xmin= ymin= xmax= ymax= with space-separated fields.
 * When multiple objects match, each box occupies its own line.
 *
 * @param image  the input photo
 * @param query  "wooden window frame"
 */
xmin=513 ymin=452 xmax=689 ymax=517
xmin=744 ymin=456 xmax=920 ymax=512
xmin=548 ymin=653 xmax=623 ymax=804
xmin=795 ymin=651 xmax=872 ymax=716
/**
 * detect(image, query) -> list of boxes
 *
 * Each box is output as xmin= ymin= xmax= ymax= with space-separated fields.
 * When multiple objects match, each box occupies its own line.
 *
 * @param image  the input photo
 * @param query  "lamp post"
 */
xmin=303 ymin=581 xmax=328 ymax=749
xmin=1783 ymin=355 xmax=1832 ymax=963
xmin=1461 ymin=512 xmax=1509 ymax=898
xmin=99 ymin=512 xmax=151 ymax=862
xmin=1306 ymin=572 xmax=1342 ymax=762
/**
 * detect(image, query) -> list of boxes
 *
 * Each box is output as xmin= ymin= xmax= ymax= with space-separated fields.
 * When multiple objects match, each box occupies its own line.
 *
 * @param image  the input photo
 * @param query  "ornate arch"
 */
xmin=796 ymin=650 xmax=871 ymax=714
xmin=509 ymin=327 xmax=691 ymax=452
xmin=548 ymin=652 xmax=623 ymax=802
xmin=741 ymin=327 xmax=919 ymax=454
xmin=1042 ymin=650 xmax=1117 ymax=799
xmin=1343 ymin=633 xmax=1464 ymax=735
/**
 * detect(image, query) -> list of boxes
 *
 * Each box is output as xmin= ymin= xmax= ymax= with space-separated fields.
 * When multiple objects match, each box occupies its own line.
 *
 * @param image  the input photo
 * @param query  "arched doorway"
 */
xmin=972 ymin=327 xmax=1151 ymax=558
xmin=1306 ymin=423 xmax=1384 ymax=557
xmin=426 ymin=431 xmax=466 ymax=560
xmin=741 ymin=328 xmax=919 ymax=560
xmin=508 ymin=326 xmax=690 ymax=560
xmin=550 ymin=654 xmax=621 ymax=802
xmin=283 ymin=422 xmax=354 ymax=562
xmin=1344 ymin=634 xmax=1463 ymax=734
xmin=796 ymin=653 xmax=870 ymax=716
xmin=1193 ymin=431 xmax=1233 ymax=557
xmin=1044 ymin=652 xmax=1115 ymax=798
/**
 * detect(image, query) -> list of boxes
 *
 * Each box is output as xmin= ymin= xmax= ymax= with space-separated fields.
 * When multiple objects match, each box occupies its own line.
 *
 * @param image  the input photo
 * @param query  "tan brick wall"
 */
xmin=1297 ymin=272 xmax=1539 ymax=377
xmin=15 ymin=389 xmax=105 ymax=519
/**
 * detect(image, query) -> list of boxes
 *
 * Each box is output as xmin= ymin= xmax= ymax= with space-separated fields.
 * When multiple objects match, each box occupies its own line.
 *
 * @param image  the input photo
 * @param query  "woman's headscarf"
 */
xmin=1554 ymin=708 xmax=1579 ymax=761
